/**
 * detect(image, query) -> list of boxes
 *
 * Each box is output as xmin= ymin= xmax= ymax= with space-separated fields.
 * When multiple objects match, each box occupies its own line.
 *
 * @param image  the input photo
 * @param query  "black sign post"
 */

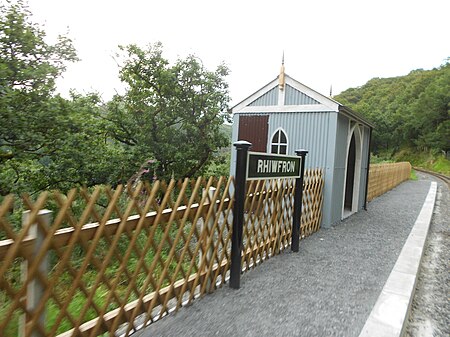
xmin=291 ymin=149 xmax=308 ymax=252
xmin=230 ymin=143 xmax=308 ymax=289
xmin=230 ymin=141 xmax=251 ymax=289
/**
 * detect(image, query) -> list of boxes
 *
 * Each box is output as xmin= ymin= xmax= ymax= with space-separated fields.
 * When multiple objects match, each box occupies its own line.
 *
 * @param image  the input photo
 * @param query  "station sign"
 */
xmin=246 ymin=152 xmax=302 ymax=180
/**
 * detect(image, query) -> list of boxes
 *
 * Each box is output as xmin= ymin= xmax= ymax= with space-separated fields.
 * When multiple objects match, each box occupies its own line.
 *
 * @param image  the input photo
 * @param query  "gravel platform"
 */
xmin=136 ymin=180 xmax=431 ymax=337
xmin=405 ymin=173 xmax=450 ymax=337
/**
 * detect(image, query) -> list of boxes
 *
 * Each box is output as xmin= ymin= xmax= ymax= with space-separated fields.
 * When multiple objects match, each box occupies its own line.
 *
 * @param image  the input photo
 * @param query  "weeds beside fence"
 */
xmin=367 ymin=162 xmax=411 ymax=202
xmin=0 ymin=170 xmax=324 ymax=337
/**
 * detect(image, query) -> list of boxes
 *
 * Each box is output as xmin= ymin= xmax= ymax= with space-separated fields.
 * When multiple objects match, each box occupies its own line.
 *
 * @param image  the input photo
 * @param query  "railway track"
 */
xmin=413 ymin=166 xmax=450 ymax=188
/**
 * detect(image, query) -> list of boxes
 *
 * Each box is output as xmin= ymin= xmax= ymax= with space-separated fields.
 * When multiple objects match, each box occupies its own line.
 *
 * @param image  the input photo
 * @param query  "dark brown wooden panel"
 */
xmin=238 ymin=115 xmax=269 ymax=152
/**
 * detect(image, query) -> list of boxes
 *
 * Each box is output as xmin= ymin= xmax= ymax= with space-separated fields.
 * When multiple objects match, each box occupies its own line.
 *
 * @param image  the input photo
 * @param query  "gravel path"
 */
xmin=405 ymin=173 xmax=450 ymax=337
xmin=136 ymin=180 xmax=431 ymax=337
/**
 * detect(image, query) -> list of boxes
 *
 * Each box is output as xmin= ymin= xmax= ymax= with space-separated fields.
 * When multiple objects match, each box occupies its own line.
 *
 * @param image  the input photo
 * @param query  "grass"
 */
xmin=1 ymin=221 xmax=196 ymax=336
xmin=374 ymin=148 xmax=450 ymax=176
xmin=431 ymin=156 xmax=450 ymax=175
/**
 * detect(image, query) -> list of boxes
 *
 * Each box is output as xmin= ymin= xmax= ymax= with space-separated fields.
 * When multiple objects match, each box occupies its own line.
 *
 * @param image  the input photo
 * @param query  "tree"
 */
xmin=105 ymin=42 xmax=231 ymax=180
xmin=0 ymin=0 xmax=79 ymax=160
xmin=23 ymin=93 xmax=126 ymax=192
xmin=0 ymin=3 xmax=232 ymax=195
xmin=0 ymin=1 xmax=121 ymax=195
xmin=412 ymin=63 xmax=450 ymax=152
xmin=0 ymin=89 xmax=126 ymax=195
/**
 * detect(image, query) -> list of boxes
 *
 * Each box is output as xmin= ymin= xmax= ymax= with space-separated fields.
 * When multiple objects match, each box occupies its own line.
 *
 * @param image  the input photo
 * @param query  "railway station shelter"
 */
xmin=230 ymin=64 xmax=374 ymax=227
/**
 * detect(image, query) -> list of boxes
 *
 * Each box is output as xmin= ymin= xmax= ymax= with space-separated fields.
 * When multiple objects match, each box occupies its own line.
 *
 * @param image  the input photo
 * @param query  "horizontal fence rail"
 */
xmin=367 ymin=162 xmax=411 ymax=202
xmin=0 ymin=170 xmax=324 ymax=337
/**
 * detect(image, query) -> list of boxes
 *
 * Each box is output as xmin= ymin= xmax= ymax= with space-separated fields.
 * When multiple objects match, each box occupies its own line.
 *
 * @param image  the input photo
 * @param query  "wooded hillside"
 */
xmin=335 ymin=61 xmax=449 ymax=155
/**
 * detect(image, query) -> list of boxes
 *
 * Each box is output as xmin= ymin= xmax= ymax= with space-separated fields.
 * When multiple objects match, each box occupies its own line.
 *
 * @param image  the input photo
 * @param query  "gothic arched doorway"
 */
xmin=343 ymin=124 xmax=363 ymax=218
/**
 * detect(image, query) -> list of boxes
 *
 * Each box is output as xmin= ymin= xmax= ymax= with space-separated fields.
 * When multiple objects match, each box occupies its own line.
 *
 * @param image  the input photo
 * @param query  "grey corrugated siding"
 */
xmin=249 ymin=86 xmax=278 ymax=106
xmin=229 ymin=113 xmax=240 ymax=176
xmin=330 ymin=114 xmax=350 ymax=224
xmin=267 ymin=111 xmax=338 ymax=228
xmin=267 ymin=112 xmax=333 ymax=169
xmin=284 ymin=84 xmax=320 ymax=105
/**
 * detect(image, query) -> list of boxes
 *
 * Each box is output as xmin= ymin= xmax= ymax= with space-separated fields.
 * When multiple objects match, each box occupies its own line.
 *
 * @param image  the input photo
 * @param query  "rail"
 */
xmin=412 ymin=167 xmax=450 ymax=188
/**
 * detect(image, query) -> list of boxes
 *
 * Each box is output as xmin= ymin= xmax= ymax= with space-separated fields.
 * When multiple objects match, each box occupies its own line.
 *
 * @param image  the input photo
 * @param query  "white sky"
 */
xmin=28 ymin=0 xmax=450 ymax=105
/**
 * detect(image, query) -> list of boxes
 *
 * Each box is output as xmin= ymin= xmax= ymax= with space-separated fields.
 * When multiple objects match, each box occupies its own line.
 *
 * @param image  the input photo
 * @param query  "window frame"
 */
xmin=270 ymin=127 xmax=289 ymax=155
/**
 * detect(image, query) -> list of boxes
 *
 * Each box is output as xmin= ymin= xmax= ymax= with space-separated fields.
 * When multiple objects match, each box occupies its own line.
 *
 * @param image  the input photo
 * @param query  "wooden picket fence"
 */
xmin=367 ymin=162 xmax=411 ymax=202
xmin=0 ymin=169 xmax=323 ymax=337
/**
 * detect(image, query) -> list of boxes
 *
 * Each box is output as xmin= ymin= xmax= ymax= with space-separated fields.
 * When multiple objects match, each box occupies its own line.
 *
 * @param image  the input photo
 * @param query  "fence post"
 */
xmin=230 ymin=141 xmax=251 ymax=289
xmin=20 ymin=209 xmax=52 ymax=337
xmin=200 ymin=187 xmax=217 ymax=293
xmin=291 ymin=150 xmax=308 ymax=252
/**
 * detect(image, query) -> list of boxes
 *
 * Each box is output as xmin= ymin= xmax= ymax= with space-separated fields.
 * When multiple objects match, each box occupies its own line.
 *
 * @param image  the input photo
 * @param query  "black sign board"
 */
xmin=246 ymin=152 xmax=302 ymax=180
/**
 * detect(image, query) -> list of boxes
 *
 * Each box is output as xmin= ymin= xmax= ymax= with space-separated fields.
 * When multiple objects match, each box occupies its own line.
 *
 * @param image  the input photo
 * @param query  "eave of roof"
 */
xmin=230 ymin=76 xmax=279 ymax=111
xmin=338 ymin=105 xmax=375 ymax=129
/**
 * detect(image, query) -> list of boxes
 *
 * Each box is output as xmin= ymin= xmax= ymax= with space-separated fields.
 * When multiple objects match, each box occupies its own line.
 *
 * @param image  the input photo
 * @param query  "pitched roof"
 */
xmin=231 ymin=73 xmax=374 ymax=128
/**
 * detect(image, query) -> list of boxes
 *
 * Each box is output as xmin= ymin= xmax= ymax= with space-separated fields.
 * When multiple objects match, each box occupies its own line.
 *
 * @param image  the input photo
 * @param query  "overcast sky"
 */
xmin=28 ymin=0 xmax=449 ymax=105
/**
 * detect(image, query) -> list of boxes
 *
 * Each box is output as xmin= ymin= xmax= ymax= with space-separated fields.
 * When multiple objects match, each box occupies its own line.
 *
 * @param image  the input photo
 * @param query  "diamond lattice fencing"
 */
xmin=0 ymin=170 xmax=324 ymax=336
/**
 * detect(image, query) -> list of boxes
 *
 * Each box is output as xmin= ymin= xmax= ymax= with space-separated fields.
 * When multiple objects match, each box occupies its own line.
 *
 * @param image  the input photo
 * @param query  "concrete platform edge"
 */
xmin=358 ymin=181 xmax=437 ymax=337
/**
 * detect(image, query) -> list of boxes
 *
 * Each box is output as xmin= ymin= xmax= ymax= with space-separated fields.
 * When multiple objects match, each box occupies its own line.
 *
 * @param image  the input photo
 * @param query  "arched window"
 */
xmin=270 ymin=128 xmax=288 ymax=154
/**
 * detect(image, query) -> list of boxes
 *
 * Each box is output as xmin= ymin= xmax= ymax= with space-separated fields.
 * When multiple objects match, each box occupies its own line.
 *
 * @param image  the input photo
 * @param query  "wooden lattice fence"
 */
xmin=367 ymin=162 xmax=411 ymax=202
xmin=0 ymin=170 xmax=323 ymax=337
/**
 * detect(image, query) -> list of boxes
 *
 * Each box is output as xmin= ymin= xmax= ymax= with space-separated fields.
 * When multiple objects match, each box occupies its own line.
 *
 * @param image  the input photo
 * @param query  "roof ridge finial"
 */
xmin=279 ymin=51 xmax=285 ymax=90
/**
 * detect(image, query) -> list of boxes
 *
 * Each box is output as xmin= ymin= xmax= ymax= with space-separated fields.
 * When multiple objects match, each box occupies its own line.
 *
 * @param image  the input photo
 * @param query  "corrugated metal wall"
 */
xmin=267 ymin=111 xmax=341 ymax=227
xmin=230 ymin=113 xmax=240 ymax=176
xmin=330 ymin=114 xmax=350 ymax=224
xmin=267 ymin=112 xmax=332 ymax=169
xmin=284 ymin=84 xmax=320 ymax=105
xmin=249 ymin=87 xmax=278 ymax=106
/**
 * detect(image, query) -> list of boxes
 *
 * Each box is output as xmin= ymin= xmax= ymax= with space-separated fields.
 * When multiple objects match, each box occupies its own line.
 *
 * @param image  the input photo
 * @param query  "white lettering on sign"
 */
xmin=256 ymin=159 xmax=296 ymax=174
